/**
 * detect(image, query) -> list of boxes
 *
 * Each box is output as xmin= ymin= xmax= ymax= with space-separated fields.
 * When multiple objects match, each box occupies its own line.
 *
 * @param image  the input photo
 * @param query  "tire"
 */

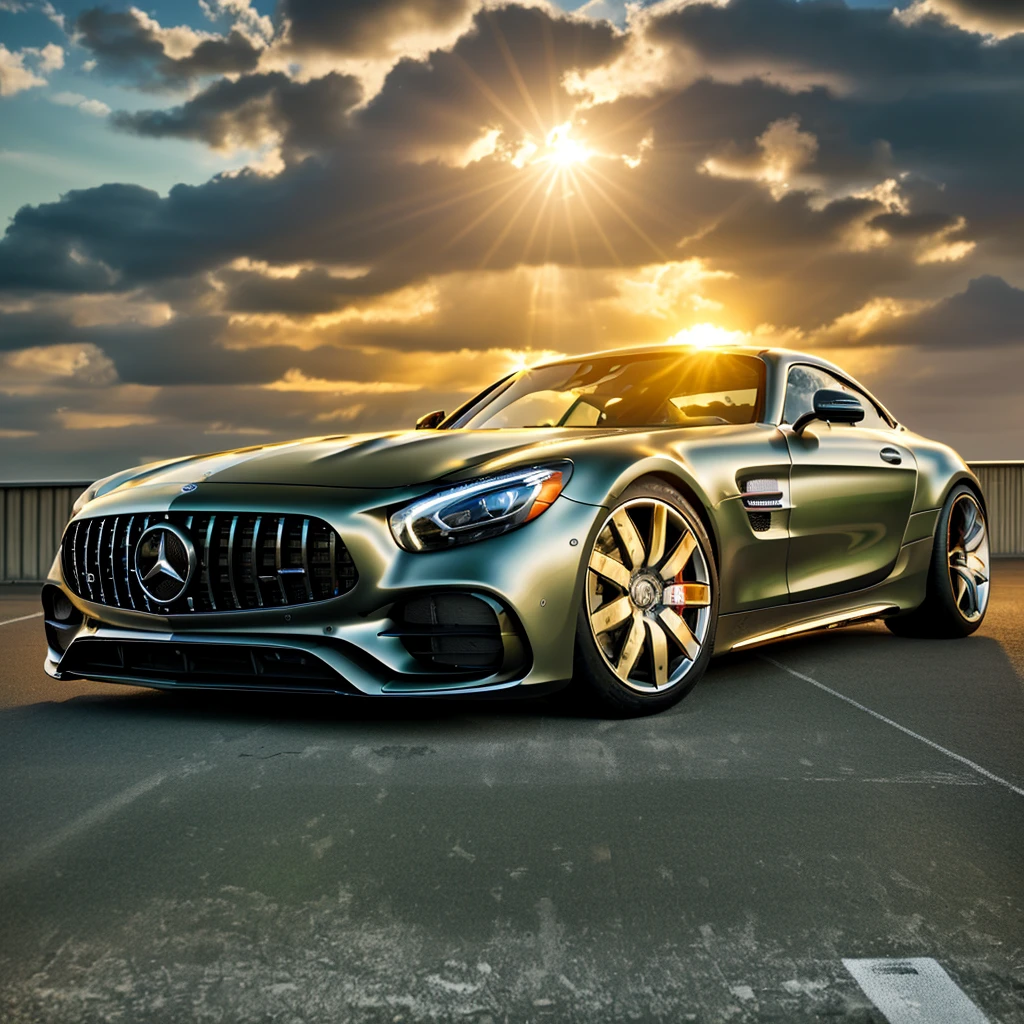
xmin=886 ymin=483 xmax=990 ymax=639
xmin=572 ymin=478 xmax=719 ymax=717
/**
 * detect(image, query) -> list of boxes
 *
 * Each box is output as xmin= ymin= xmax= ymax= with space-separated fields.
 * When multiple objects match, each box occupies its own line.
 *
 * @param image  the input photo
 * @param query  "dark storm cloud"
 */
xmin=73 ymin=7 xmax=262 ymax=89
xmin=112 ymin=71 xmax=363 ymax=154
xmin=280 ymin=0 xmax=476 ymax=57
xmin=114 ymin=4 xmax=623 ymax=159
xmin=218 ymin=266 xmax=402 ymax=314
xmin=646 ymin=0 xmax=1024 ymax=93
xmin=358 ymin=3 xmax=623 ymax=152
xmin=866 ymin=275 xmax=1024 ymax=348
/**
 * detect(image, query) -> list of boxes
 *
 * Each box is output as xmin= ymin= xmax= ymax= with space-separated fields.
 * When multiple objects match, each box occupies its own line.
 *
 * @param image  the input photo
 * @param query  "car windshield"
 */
xmin=452 ymin=351 xmax=765 ymax=430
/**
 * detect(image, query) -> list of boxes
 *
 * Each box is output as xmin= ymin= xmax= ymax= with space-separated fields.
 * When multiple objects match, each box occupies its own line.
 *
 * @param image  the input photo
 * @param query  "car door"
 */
xmin=782 ymin=364 xmax=917 ymax=601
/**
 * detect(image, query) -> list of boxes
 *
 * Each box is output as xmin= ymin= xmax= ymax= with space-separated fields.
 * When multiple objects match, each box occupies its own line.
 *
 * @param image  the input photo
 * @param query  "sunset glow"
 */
xmin=0 ymin=0 xmax=1021 ymax=477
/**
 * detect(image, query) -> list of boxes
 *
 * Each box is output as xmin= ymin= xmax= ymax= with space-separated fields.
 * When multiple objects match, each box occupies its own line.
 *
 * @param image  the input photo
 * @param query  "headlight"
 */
xmin=389 ymin=463 xmax=572 ymax=552
xmin=72 ymin=481 xmax=101 ymax=516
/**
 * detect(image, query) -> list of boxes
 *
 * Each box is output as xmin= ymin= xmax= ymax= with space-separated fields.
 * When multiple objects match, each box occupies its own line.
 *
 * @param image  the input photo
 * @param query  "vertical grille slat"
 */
xmin=62 ymin=510 xmax=355 ymax=613
xmin=300 ymin=518 xmax=314 ymax=601
xmin=204 ymin=515 xmax=217 ymax=611
xmin=125 ymin=514 xmax=137 ymax=610
xmin=82 ymin=520 xmax=95 ymax=602
xmin=250 ymin=515 xmax=264 ymax=608
xmin=227 ymin=515 xmax=241 ymax=610
xmin=274 ymin=517 xmax=289 ymax=604
xmin=109 ymin=516 xmax=121 ymax=608
xmin=95 ymin=517 xmax=107 ymax=605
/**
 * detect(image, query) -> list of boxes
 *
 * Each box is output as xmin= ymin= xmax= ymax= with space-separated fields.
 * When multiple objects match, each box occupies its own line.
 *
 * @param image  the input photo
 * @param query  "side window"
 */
xmin=783 ymin=365 xmax=891 ymax=430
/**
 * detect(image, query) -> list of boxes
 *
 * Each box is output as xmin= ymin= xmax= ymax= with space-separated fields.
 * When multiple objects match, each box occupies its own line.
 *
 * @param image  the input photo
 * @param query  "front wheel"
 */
xmin=886 ymin=483 xmax=990 ymax=639
xmin=573 ymin=479 xmax=719 ymax=717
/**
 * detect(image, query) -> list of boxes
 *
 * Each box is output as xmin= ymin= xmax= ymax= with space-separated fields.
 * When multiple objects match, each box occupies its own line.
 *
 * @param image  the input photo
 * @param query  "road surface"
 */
xmin=1 ymin=564 xmax=1022 ymax=1022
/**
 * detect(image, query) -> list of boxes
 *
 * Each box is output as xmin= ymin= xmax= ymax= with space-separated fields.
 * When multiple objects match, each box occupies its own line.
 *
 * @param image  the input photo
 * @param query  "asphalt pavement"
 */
xmin=1 ymin=565 xmax=1022 ymax=1023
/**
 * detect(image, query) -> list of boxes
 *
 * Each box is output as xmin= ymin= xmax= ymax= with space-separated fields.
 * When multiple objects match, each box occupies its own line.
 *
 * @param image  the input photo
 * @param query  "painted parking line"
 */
xmin=761 ymin=654 xmax=1024 ymax=798
xmin=0 ymin=771 xmax=168 ymax=882
xmin=0 ymin=612 xmax=42 ymax=628
xmin=844 ymin=958 xmax=991 ymax=1024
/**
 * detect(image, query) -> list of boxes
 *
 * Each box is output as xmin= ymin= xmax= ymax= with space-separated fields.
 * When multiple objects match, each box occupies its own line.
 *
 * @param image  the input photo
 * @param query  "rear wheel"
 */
xmin=886 ymin=484 xmax=990 ymax=639
xmin=573 ymin=479 xmax=718 ymax=717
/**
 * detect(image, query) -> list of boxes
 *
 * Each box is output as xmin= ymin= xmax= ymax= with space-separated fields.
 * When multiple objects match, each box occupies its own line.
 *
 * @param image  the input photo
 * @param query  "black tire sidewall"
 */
xmin=573 ymin=478 xmax=719 ymax=717
xmin=925 ymin=483 xmax=987 ymax=637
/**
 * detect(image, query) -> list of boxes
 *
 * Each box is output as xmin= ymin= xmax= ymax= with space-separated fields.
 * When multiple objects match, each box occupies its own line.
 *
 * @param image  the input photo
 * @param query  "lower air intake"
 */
xmin=395 ymin=593 xmax=505 ymax=671
xmin=60 ymin=639 xmax=359 ymax=693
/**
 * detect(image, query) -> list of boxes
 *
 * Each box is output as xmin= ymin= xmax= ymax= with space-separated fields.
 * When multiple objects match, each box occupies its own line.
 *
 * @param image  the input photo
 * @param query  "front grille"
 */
xmin=62 ymin=512 xmax=357 ymax=614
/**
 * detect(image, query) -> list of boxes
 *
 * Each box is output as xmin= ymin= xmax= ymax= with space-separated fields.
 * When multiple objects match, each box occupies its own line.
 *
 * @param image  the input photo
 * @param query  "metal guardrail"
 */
xmin=1 ymin=463 xmax=1022 ymax=582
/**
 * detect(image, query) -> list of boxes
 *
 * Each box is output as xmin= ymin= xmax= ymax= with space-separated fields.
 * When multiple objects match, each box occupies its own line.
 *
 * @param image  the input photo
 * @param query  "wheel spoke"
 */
xmin=648 ymin=503 xmax=668 ymax=567
xmin=965 ymin=517 xmax=986 ymax=554
xmin=960 ymin=500 xmax=977 ymax=544
xmin=659 ymin=530 xmax=695 ymax=581
xmin=952 ymin=566 xmax=977 ymax=616
xmin=966 ymin=552 xmax=989 ymax=584
xmin=590 ymin=550 xmax=631 ymax=591
xmin=658 ymin=606 xmax=700 ymax=661
xmin=616 ymin=612 xmax=645 ymax=679
xmin=612 ymin=510 xmax=645 ymax=570
xmin=591 ymin=595 xmax=633 ymax=635
xmin=645 ymin=617 xmax=669 ymax=688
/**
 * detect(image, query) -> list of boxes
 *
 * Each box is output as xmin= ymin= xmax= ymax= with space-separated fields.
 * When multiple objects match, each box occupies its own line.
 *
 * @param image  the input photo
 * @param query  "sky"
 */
xmin=0 ymin=0 xmax=1022 ymax=481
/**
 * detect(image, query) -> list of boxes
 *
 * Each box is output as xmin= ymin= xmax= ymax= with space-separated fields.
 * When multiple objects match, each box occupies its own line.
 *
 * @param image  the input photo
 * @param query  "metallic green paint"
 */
xmin=42 ymin=344 xmax=983 ymax=701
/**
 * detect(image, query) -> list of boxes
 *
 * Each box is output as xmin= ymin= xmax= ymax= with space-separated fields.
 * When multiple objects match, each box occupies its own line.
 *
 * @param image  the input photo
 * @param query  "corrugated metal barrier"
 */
xmin=1 ymin=483 xmax=89 ymax=585
xmin=1 ymin=464 xmax=1022 ymax=582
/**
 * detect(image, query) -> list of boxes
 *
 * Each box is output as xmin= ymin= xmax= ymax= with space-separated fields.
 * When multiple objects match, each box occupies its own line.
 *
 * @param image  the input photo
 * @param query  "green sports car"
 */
xmin=42 ymin=344 xmax=990 ymax=716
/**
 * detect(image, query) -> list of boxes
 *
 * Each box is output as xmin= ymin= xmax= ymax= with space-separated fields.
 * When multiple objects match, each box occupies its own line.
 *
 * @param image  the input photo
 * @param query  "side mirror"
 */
xmin=792 ymin=389 xmax=864 ymax=435
xmin=415 ymin=409 xmax=446 ymax=430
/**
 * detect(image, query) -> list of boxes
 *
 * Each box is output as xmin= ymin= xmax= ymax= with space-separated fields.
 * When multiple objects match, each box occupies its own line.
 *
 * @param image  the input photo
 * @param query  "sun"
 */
xmin=666 ymin=324 xmax=749 ymax=349
xmin=543 ymin=122 xmax=593 ymax=169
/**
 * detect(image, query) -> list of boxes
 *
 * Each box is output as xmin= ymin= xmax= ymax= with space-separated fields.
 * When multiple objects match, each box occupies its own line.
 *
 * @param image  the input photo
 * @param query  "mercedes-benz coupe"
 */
xmin=42 ymin=345 xmax=990 ymax=716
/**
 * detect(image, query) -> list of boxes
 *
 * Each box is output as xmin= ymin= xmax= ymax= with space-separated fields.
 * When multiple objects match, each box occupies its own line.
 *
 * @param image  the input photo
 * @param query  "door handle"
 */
xmin=879 ymin=447 xmax=902 ymax=465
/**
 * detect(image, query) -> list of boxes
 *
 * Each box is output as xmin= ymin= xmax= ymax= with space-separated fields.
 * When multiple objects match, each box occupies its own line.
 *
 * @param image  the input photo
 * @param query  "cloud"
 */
xmin=701 ymin=114 xmax=818 ymax=198
xmin=279 ymin=0 xmax=478 ymax=59
xmin=112 ymin=71 xmax=362 ymax=155
xmin=0 ymin=41 xmax=63 ymax=95
xmin=72 ymin=7 xmax=263 ymax=90
xmin=900 ymin=0 xmax=1024 ymax=39
xmin=1 ymin=0 xmax=1024 ymax=474
xmin=50 ymin=91 xmax=112 ymax=117
xmin=641 ymin=0 xmax=1024 ymax=96
xmin=861 ymin=275 xmax=1024 ymax=348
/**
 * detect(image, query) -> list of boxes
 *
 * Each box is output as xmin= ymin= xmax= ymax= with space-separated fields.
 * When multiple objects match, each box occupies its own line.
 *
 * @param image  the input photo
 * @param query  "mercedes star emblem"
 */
xmin=134 ymin=523 xmax=197 ymax=604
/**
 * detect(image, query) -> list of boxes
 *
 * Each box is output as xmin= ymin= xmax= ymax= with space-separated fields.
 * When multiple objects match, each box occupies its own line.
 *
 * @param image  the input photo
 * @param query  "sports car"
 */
xmin=41 ymin=344 xmax=990 ymax=716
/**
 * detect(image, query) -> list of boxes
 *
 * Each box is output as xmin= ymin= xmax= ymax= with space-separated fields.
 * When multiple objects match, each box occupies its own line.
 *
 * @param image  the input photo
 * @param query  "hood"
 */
xmin=101 ymin=429 xmax=623 ymax=494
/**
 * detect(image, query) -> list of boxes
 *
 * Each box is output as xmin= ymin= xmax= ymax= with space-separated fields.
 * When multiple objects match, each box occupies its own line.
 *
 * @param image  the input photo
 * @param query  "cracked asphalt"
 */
xmin=1 ymin=563 xmax=1022 ymax=1023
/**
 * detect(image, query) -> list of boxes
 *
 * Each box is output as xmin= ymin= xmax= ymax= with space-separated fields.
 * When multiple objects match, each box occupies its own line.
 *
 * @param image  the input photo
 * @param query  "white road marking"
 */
xmin=844 ymin=958 xmax=991 ymax=1024
xmin=761 ymin=654 xmax=1024 ymax=798
xmin=0 ymin=612 xmax=42 ymax=628
xmin=0 ymin=772 xmax=168 ymax=882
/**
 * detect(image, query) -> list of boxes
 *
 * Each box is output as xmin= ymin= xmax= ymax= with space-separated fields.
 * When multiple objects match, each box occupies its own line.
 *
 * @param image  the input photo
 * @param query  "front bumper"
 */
xmin=43 ymin=482 xmax=605 ymax=697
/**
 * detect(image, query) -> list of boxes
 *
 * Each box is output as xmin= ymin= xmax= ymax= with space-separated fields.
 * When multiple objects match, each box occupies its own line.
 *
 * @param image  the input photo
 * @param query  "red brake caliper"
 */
xmin=662 ymin=570 xmax=687 ymax=609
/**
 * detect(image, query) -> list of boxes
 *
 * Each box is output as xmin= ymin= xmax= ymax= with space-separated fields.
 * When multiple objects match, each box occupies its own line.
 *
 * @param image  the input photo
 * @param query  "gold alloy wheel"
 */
xmin=946 ymin=492 xmax=990 ymax=623
xmin=586 ymin=497 xmax=712 ymax=693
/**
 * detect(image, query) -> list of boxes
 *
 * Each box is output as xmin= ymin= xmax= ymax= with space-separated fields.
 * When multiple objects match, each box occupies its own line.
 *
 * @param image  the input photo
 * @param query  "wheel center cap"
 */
xmin=630 ymin=573 xmax=661 ymax=610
